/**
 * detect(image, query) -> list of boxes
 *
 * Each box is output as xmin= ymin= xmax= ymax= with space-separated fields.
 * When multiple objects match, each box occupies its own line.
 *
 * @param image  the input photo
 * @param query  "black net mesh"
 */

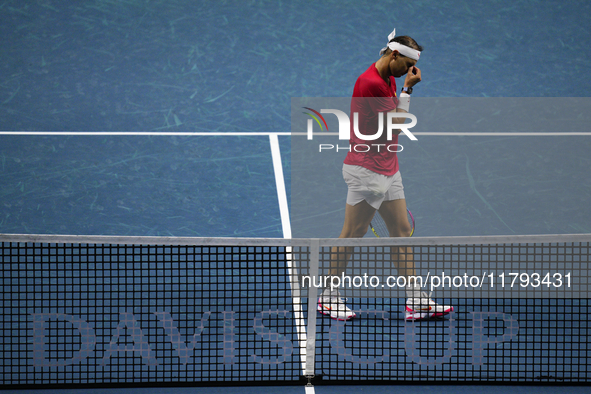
xmin=1 ymin=235 xmax=589 ymax=387
xmin=1 ymin=241 xmax=303 ymax=386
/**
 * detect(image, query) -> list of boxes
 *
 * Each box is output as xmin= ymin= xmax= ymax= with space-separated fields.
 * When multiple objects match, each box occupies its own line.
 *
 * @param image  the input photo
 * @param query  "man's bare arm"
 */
xmin=390 ymin=65 xmax=421 ymax=133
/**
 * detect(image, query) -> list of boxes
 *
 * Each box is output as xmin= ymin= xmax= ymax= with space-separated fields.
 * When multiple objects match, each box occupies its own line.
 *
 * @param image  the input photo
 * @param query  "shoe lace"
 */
xmin=408 ymin=292 xmax=433 ymax=308
xmin=420 ymin=291 xmax=432 ymax=300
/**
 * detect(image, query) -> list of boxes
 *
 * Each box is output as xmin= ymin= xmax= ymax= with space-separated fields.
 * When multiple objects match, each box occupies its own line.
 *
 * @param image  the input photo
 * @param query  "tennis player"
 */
xmin=317 ymin=28 xmax=453 ymax=321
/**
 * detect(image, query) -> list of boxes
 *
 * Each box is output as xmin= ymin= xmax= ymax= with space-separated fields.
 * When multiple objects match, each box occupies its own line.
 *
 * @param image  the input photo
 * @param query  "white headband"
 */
xmin=379 ymin=28 xmax=421 ymax=60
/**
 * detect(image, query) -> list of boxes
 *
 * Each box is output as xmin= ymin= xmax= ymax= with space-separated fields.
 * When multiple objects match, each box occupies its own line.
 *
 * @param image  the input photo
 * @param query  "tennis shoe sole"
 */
xmin=405 ymin=305 xmax=453 ymax=320
xmin=317 ymin=300 xmax=356 ymax=321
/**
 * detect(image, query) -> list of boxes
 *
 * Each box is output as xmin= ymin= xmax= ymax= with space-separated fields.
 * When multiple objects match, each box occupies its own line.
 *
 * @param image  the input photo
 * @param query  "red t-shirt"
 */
xmin=343 ymin=63 xmax=399 ymax=176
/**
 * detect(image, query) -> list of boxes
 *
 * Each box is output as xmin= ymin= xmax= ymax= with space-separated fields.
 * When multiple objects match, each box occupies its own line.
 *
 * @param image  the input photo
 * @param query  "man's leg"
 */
xmin=330 ymin=200 xmax=376 ymax=277
xmin=320 ymin=200 xmax=376 ymax=321
xmin=377 ymin=199 xmax=414 ymax=277
xmin=379 ymin=198 xmax=454 ymax=320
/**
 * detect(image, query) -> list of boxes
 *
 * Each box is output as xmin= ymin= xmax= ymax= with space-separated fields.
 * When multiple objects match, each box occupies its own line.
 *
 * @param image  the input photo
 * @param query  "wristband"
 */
xmin=397 ymin=92 xmax=410 ymax=112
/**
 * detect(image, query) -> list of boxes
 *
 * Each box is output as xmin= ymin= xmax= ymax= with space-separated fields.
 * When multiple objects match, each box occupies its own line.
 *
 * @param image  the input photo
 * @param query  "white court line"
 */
xmin=292 ymin=132 xmax=591 ymax=136
xmin=413 ymin=132 xmax=591 ymax=136
xmin=269 ymin=134 xmax=292 ymax=239
xmin=269 ymin=134 xmax=311 ymax=389
xmin=0 ymin=131 xmax=293 ymax=136
xmin=1 ymin=130 xmax=590 ymax=136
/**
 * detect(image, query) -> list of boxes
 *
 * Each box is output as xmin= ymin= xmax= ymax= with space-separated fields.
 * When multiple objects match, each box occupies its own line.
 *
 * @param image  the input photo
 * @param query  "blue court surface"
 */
xmin=1 ymin=0 xmax=590 ymax=393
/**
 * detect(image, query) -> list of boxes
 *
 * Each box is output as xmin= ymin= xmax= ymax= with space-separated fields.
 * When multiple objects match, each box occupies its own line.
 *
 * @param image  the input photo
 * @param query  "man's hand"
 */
xmin=404 ymin=66 xmax=421 ymax=88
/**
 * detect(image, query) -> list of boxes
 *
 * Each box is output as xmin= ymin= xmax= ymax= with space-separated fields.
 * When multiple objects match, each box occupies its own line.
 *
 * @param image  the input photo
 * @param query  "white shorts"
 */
xmin=343 ymin=164 xmax=405 ymax=210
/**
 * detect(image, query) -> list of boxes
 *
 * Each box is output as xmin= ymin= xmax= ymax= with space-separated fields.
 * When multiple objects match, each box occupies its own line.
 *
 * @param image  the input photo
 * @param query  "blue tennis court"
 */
xmin=1 ymin=1 xmax=590 ymax=393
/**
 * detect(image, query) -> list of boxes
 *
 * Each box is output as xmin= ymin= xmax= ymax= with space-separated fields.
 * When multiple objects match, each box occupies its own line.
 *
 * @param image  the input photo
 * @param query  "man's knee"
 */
xmin=389 ymin=221 xmax=412 ymax=238
xmin=340 ymin=223 xmax=369 ymax=238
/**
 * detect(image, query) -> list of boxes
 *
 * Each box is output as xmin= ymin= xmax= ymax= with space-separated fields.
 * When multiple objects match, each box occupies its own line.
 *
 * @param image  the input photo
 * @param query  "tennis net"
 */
xmin=1 ymin=233 xmax=590 ymax=387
